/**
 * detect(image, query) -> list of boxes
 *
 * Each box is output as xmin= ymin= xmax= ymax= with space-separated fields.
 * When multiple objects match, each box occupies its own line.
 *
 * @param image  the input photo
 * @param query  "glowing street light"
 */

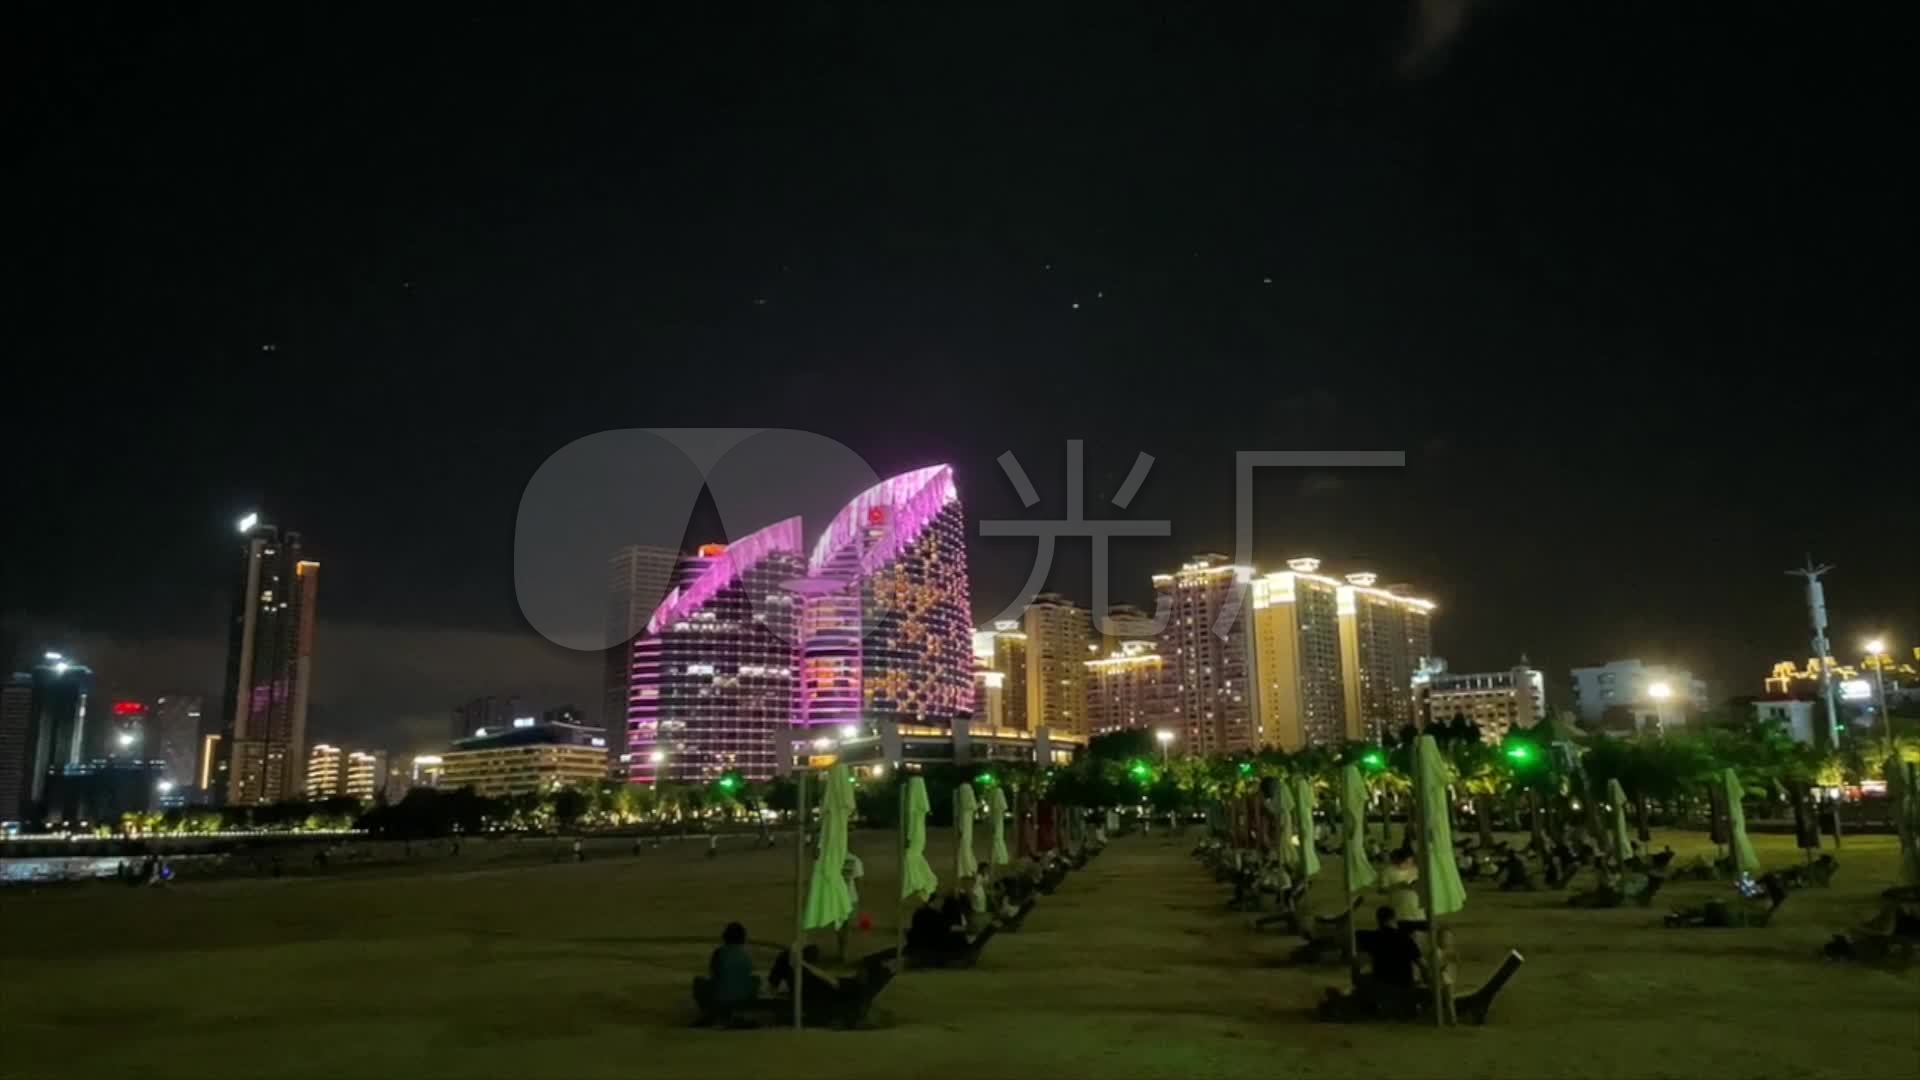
xmin=1864 ymin=638 xmax=1895 ymax=754
xmin=1155 ymin=728 xmax=1175 ymax=765
xmin=117 ymin=731 xmax=137 ymax=749
xmin=157 ymin=780 xmax=175 ymax=795
xmin=839 ymin=724 xmax=860 ymax=740
xmin=1360 ymin=750 xmax=1386 ymax=771
xmin=236 ymin=512 xmax=259 ymax=534
xmin=1647 ymin=680 xmax=1673 ymax=734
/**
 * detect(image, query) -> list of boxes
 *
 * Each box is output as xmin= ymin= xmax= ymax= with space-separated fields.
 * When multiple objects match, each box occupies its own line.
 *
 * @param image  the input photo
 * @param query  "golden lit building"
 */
xmin=972 ymin=620 xmax=1029 ymax=731
xmin=1024 ymin=594 xmax=1091 ymax=737
xmin=305 ymin=744 xmax=343 ymax=798
xmin=440 ymin=724 xmax=608 ymax=797
xmin=1085 ymin=640 xmax=1167 ymax=735
xmin=1153 ymin=555 xmax=1257 ymax=756
xmin=1250 ymin=559 xmax=1349 ymax=750
xmin=343 ymin=750 xmax=387 ymax=801
xmin=1336 ymin=573 xmax=1436 ymax=742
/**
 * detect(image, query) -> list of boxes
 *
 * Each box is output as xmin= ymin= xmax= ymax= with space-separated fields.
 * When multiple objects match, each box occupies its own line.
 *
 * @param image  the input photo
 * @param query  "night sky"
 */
xmin=7 ymin=3 xmax=1912 ymax=756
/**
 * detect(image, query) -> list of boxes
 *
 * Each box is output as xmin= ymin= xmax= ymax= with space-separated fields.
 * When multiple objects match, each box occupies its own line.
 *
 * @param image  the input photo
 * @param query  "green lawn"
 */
xmin=3 ymin=829 xmax=1914 ymax=1079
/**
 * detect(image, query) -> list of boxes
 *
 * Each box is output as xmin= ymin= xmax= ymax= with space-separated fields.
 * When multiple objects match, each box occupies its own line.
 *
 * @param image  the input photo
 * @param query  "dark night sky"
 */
xmin=5 ymin=3 xmax=1913 ymax=756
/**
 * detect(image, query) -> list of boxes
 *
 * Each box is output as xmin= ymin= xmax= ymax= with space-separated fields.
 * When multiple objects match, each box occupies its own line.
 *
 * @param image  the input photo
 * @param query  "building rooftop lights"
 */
xmin=1287 ymin=557 xmax=1322 ymax=572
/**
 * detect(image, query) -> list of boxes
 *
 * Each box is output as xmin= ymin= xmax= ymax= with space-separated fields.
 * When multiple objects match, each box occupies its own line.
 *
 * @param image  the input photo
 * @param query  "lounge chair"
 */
xmin=1453 ymin=949 xmax=1525 ymax=1025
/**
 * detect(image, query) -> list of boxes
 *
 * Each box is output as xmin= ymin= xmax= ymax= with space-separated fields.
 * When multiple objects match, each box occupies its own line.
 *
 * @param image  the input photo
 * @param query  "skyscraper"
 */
xmin=1024 ymin=593 xmax=1091 ymax=737
xmin=150 ymin=695 xmax=203 ymax=790
xmin=1152 ymin=555 xmax=1257 ymax=756
xmin=602 ymin=544 xmax=679 ymax=769
xmin=1250 ymin=559 xmax=1349 ymax=750
xmin=972 ymin=620 xmax=1029 ymax=731
xmin=0 ymin=673 xmax=33 ymax=821
xmin=1336 ymin=573 xmax=1436 ymax=742
xmin=627 ymin=520 xmax=806 ymax=783
xmin=221 ymin=515 xmax=320 ymax=805
xmin=800 ymin=466 xmax=972 ymax=736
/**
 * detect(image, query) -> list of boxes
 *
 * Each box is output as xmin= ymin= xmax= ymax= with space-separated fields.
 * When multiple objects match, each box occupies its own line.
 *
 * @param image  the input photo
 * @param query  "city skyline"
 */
xmin=5 ymin=5 xmax=1912 ymax=761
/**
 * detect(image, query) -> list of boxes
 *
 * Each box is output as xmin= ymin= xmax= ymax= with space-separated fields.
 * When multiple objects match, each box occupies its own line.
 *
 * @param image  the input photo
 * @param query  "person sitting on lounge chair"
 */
xmin=692 ymin=922 xmax=760 ymax=1026
xmin=1665 ymin=872 xmax=1789 ymax=928
xmin=1317 ymin=907 xmax=1423 ymax=1021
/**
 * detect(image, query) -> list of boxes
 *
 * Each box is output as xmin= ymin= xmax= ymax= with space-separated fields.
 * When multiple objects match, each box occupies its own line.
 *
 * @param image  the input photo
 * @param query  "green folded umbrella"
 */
xmin=802 ymin=763 xmax=855 ymax=931
xmin=1721 ymin=768 xmax=1760 ymax=875
xmin=988 ymin=785 xmax=1011 ymax=866
xmin=901 ymin=777 xmax=939 ymax=900
xmin=1267 ymin=781 xmax=1290 ymax=858
xmin=1337 ymin=768 xmax=1368 ymax=891
xmin=1293 ymin=776 xmax=1322 ymax=880
xmin=954 ymin=783 xmax=979 ymax=879
xmin=1889 ymin=757 xmax=1920 ymax=888
xmin=1606 ymin=778 xmax=1634 ymax=863
xmin=1413 ymin=736 xmax=1467 ymax=918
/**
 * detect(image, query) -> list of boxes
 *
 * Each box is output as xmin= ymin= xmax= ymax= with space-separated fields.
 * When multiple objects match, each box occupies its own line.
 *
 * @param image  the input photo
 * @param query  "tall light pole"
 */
xmin=1786 ymin=558 xmax=1843 ymax=748
xmin=1155 ymin=728 xmax=1174 ymax=765
xmin=1864 ymin=638 xmax=1893 ymax=756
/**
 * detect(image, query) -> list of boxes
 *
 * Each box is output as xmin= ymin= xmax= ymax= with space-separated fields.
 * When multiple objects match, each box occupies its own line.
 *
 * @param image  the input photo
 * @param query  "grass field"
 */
xmin=3 ymin=828 xmax=1914 ymax=1079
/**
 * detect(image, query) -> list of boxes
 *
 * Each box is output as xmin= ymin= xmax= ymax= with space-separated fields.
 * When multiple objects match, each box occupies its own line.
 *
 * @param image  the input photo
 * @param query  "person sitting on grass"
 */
xmin=1498 ymin=851 xmax=1536 ymax=891
xmin=692 ymin=922 xmax=760 ymax=1027
xmin=1318 ymin=907 xmax=1424 ymax=1021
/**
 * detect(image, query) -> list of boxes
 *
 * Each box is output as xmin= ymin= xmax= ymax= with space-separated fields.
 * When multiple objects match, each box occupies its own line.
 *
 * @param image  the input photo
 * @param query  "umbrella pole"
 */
xmin=1413 ymin=767 xmax=1445 ymax=1027
xmin=1344 ymin=829 xmax=1359 ymax=983
xmin=791 ymin=767 xmax=807 ymax=1030
xmin=895 ymin=782 xmax=907 ymax=973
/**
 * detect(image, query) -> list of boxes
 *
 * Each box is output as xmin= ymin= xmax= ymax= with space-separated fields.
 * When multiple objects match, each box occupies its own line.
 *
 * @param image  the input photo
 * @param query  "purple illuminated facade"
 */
xmin=625 ymin=518 xmax=805 ymax=783
xmin=801 ymin=465 xmax=973 ymax=730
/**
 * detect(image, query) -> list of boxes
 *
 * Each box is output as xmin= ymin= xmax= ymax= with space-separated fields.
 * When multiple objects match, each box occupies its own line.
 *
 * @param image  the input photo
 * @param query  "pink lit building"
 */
xmin=625 ymin=519 xmax=805 ymax=783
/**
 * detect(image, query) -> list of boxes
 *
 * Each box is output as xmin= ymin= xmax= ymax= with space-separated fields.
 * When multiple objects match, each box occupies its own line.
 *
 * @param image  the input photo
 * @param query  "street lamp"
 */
xmin=1647 ymin=681 xmax=1673 ymax=734
xmin=1155 ymin=728 xmax=1174 ymax=765
xmin=1865 ymin=638 xmax=1893 ymax=755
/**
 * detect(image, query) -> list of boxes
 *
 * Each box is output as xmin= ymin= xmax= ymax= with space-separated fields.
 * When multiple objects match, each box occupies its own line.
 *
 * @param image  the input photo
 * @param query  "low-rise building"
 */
xmin=1570 ymin=659 xmax=1707 ymax=732
xmin=1417 ymin=659 xmax=1545 ymax=742
xmin=440 ymin=723 xmax=607 ymax=797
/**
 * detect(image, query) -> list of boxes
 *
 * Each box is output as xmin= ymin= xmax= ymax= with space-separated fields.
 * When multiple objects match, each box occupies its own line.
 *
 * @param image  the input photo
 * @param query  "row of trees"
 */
xmin=110 ymin=710 xmax=1918 ymax=841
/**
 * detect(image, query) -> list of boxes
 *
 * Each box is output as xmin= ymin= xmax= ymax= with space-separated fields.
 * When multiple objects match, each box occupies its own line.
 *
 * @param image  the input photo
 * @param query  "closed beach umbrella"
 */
xmin=988 ymin=785 xmax=1011 ymax=867
xmin=1889 ymin=757 xmax=1920 ymax=888
xmin=1722 ymin=768 xmax=1760 ymax=875
xmin=1267 ymin=779 xmax=1290 ymax=857
xmin=1292 ymin=776 xmax=1322 ymax=880
xmin=1337 ymin=768 xmax=1369 ymax=891
xmin=954 ymin=783 xmax=978 ymax=878
xmin=1413 ymin=736 xmax=1467 ymax=918
xmin=802 ymin=763 xmax=855 ymax=931
xmin=1606 ymin=778 xmax=1634 ymax=863
xmin=900 ymin=776 xmax=939 ymax=901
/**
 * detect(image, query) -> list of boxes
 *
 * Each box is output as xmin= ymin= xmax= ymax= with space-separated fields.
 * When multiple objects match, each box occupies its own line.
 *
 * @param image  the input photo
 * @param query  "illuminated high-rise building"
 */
xmin=1097 ymin=602 xmax=1160 ymax=657
xmin=1336 ymin=572 xmax=1436 ymax=742
xmin=306 ymin=743 xmax=344 ymax=797
xmin=1250 ymin=559 xmax=1349 ymax=750
xmin=221 ymin=515 xmax=319 ymax=805
xmin=1024 ymin=593 xmax=1090 ymax=737
xmin=602 ymin=544 xmax=679 ymax=770
xmin=800 ymin=466 xmax=973 ymax=735
xmin=10 ymin=654 xmax=96 ymax=815
xmin=1153 ymin=555 xmax=1256 ymax=756
xmin=972 ymin=620 xmax=1028 ymax=731
xmin=344 ymin=750 xmax=387 ymax=800
xmin=150 ymin=695 xmax=203 ymax=790
xmin=1 ymin=673 xmax=33 ymax=821
xmin=627 ymin=520 xmax=805 ymax=783
xmin=1085 ymin=640 xmax=1168 ymax=735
